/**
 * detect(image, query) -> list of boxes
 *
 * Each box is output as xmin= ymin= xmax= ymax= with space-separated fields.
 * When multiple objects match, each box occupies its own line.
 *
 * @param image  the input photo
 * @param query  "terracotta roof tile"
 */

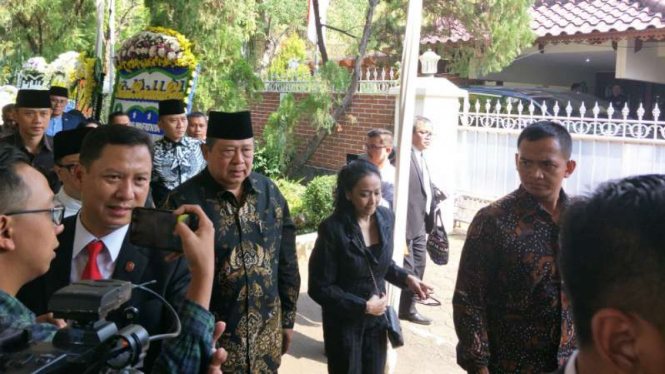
xmin=531 ymin=0 xmax=664 ymax=38
xmin=422 ymin=0 xmax=665 ymax=44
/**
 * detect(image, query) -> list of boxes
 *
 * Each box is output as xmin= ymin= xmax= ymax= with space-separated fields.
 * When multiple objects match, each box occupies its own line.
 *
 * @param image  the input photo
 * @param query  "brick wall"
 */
xmin=250 ymin=92 xmax=397 ymax=172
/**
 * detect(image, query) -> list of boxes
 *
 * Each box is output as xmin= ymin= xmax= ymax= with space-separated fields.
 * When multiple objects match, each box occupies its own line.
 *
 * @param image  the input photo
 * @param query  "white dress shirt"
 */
xmin=71 ymin=215 xmax=128 ymax=282
xmin=54 ymin=189 xmax=81 ymax=218
xmin=379 ymin=162 xmax=396 ymax=208
xmin=564 ymin=350 xmax=578 ymax=374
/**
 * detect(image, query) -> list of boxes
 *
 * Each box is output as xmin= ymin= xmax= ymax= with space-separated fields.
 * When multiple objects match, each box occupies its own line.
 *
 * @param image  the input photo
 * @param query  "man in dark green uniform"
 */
xmin=164 ymin=111 xmax=300 ymax=374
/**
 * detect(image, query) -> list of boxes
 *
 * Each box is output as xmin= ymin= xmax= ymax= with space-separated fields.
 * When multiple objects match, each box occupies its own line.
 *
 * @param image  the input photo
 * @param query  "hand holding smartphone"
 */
xmin=129 ymin=208 xmax=200 ymax=252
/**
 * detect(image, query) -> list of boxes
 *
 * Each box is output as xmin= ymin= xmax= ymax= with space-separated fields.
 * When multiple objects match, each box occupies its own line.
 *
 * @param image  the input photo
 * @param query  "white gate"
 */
xmin=454 ymin=98 xmax=665 ymax=224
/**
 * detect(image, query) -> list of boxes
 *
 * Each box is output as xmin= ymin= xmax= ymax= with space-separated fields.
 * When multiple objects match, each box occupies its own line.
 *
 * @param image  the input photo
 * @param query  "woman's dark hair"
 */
xmin=333 ymin=159 xmax=381 ymax=218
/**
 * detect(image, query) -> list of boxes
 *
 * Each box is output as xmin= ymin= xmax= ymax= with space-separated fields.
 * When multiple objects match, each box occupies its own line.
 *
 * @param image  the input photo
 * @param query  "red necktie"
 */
xmin=81 ymin=240 xmax=104 ymax=280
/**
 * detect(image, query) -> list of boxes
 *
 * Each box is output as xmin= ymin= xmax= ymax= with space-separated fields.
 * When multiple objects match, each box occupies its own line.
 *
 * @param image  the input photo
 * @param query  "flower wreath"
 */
xmin=114 ymin=27 xmax=197 ymax=72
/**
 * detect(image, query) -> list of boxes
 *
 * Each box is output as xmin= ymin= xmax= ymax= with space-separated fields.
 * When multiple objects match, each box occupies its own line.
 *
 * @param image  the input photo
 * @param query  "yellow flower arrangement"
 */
xmin=115 ymin=27 xmax=197 ymax=72
xmin=75 ymin=56 xmax=96 ymax=114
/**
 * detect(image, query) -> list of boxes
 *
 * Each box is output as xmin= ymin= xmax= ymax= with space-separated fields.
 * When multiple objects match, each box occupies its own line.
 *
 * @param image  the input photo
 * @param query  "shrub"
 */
xmin=275 ymin=178 xmax=306 ymax=216
xmin=302 ymin=175 xmax=337 ymax=231
xmin=253 ymin=144 xmax=281 ymax=179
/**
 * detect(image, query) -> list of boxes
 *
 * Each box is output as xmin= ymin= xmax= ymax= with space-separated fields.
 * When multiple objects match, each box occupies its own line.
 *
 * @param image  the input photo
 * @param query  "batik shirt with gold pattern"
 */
xmin=453 ymin=186 xmax=576 ymax=374
xmin=164 ymin=168 xmax=300 ymax=374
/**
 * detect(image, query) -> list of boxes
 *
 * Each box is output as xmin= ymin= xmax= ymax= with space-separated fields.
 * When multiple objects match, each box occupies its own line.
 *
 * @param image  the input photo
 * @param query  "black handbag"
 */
xmin=363 ymin=252 xmax=405 ymax=348
xmin=426 ymin=206 xmax=449 ymax=265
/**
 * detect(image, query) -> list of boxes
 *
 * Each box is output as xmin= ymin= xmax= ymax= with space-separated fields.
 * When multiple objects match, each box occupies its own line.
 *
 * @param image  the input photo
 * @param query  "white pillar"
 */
xmin=388 ymin=0 xmax=423 ymax=372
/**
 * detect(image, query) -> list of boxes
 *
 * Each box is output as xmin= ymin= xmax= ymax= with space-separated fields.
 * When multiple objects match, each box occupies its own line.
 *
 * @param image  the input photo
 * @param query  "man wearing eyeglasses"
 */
xmin=46 ymin=86 xmax=85 ymax=137
xmin=365 ymin=128 xmax=396 ymax=208
xmin=53 ymin=127 xmax=94 ymax=218
xmin=0 ymin=89 xmax=60 ymax=193
xmin=0 ymin=143 xmax=230 ymax=373
xmin=399 ymin=116 xmax=438 ymax=325
xmin=17 ymin=125 xmax=192 ymax=372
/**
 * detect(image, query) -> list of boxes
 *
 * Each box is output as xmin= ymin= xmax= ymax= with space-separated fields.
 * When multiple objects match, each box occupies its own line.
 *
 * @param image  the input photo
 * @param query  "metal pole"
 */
xmin=95 ymin=0 xmax=105 ymax=59
xmin=108 ymin=0 xmax=115 ymax=100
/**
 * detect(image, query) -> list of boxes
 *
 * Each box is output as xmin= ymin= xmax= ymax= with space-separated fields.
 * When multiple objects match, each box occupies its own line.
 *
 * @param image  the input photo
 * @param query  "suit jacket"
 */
xmin=308 ymin=206 xmax=409 ymax=320
xmin=406 ymin=148 xmax=436 ymax=240
xmin=16 ymin=215 xmax=191 ymax=371
xmin=62 ymin=111 xmax=86 ymax=131
xmin=550 ymin=366 xmax=565 ymax=374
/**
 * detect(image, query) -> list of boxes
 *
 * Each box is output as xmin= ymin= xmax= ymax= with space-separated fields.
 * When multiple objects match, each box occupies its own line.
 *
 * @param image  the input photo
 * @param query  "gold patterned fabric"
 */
xmin=164 ymin=168 xmax=300 ymax=374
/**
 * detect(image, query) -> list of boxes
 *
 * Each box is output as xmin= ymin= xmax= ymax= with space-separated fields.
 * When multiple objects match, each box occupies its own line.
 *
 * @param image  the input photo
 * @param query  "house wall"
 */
xmin=617 ymin=40 xmax=665 ymax=84
xmin=250 ymin=92 xmax=397 ymax=172
xmin=481 ymin=58 xmax=599 ymax=92
xmin=474 ymin=43 xmax=622 ymax=92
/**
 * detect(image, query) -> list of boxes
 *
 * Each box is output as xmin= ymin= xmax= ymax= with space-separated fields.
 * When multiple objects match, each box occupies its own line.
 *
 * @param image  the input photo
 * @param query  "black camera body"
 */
xmin=0 ymin=280 xmax=150 ymax=374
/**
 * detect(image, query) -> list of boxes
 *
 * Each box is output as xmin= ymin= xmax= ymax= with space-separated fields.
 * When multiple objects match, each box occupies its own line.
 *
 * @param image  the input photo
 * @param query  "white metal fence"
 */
xmin=454 ymin=98 xmax=665 ymax=224
xmin=261 ymin=67 xmax=400 ymax=95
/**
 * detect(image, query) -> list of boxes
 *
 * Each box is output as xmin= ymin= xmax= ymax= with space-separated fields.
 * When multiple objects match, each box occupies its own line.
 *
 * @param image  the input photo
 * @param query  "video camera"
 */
xmin=0 ymin=280 xmax=160 ymax=374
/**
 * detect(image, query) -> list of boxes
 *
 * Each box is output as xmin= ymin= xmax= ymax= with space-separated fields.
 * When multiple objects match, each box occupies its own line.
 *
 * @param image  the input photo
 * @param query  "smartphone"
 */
xmin=129 ymin=208 xmax=199 ymax=253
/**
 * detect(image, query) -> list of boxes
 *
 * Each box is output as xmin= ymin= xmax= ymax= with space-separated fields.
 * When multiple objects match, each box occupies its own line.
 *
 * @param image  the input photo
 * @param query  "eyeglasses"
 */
xmin=57 ymin=163 xmax=79 ymax=174
xmin=417 ymin=130 xmax=434 ymax=138
xmin=5 ymin=206 xmax=65 ymax=225
xmin=51 ymin=99 xmax=68 ymax=106
xmin=365 ymin=143 xmax=386 ymax=151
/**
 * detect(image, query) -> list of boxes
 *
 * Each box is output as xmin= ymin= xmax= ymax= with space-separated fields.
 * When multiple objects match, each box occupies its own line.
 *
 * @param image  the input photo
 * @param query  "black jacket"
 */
xmin=406 ymin=149 xmax=436 ymax=240
xmin=308 ymin=206 xmax=409 ymax=320
xmin=17 ymin=215 xmax=191 ymax=371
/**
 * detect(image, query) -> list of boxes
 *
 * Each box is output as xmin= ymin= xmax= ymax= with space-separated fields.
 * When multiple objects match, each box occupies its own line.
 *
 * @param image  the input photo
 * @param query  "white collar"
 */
xmin=72 ymin=214 xmax=128 ymax=263
xmin=55 ymin=189 xmax=81 ymax=216
xmin=412 ymin=147 xmax=425 ymax=157
xmin=380 ymin=162 xmax=395 ymax=172
xmin=564 ymin=350 xmax=578 ymax=374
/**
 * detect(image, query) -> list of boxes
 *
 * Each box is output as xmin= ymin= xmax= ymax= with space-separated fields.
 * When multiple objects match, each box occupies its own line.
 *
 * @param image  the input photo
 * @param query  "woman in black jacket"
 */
xmin=308 ymin=159 xmax=433 ymax=374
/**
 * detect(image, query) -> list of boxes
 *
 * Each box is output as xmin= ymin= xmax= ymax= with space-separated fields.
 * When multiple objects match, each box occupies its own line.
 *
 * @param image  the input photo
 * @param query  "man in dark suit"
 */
xmin=399 ymin=116 xmax=437 ymax=325
xmin=551 ymin=174 xmax=665 ymax=374
xmin=47 ymin=86 xmax=85 ymax=136
xmin=0 ymin=89 xmax=60 ymax=192
xmin=17 ymin=125 xmax=190 ymax=372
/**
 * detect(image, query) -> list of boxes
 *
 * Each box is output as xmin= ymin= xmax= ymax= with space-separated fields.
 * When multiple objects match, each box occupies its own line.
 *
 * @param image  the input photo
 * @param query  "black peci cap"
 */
xmin=158 ymin=99 xmax=186 ymax=116
xmin=207 ymin=111 xmax=253 ymax=140
xmin=54 ymin=127 xmax=95 ymax=161
xmin=49 ymin=86 xmax=69 ymax=98
xmin=15 ymin=89 xmax=52 ymax=109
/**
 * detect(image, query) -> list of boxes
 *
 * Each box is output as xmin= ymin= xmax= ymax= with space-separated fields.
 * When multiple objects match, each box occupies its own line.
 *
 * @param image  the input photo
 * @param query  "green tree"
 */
xmin=372 ymin=0 xmax=536 ymax=77
xmin=286 ymin=0 xmax=379 ymax=174
xmin=427 ymin=0 xmax=535 ymax=76
xmin=0 ymin=0 xmax=148 ymax=86
xmin=146 ymin=0 xmax=263 ymax=112
xmin=267 ymin=33 xmax=310 ymax=76
xmin=250 ymin=0 xmax=307 ymax=75
xmin=324 ymin=0 xmax=368 ymax=56
xmin=0 ymin=0 xmax=98 ymax=77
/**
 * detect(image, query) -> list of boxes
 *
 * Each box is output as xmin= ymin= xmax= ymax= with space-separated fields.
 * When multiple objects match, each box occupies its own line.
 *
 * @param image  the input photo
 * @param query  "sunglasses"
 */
xmin=415 ymin=294 xmax=441 ymax=307
xmin=5 ymin=206 xmax=65 ymax=225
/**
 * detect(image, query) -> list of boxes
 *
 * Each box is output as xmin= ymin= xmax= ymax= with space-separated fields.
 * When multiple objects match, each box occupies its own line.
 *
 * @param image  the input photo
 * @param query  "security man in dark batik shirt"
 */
xmin=164 ymin=111 xmax=300 ymax=374
xmin=151 ymin=99 xmax=206 ymax=207
xmin=454 ymin=121 xmax=578 ymax=374
xmin=0 ymin=89 xmax=60 ymax=192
